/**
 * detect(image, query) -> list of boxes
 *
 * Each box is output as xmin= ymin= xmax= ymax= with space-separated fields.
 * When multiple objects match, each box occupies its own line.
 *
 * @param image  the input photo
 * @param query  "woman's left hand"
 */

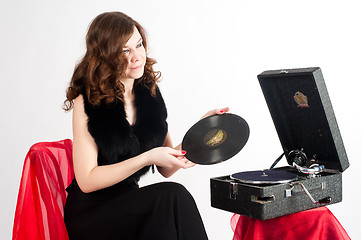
xmin=200 ymin=107 xmax=230 ymax=120
xmin=176 ymin=155 xmax=196 ymax=169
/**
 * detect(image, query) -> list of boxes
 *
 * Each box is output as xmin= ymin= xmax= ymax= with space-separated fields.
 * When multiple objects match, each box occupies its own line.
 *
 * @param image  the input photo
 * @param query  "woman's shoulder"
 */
xmin=73 ymin=94 xmax=87 ymax=115
xmin=72 ymin=94 xmax=90 ymax=127
xmin=74 ymin=94 xmax=84 ymax=106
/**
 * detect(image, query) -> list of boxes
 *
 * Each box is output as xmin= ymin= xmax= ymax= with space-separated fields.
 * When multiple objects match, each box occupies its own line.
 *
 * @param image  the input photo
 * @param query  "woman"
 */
xmin=63 ymin=11 xmax=228 ymax=239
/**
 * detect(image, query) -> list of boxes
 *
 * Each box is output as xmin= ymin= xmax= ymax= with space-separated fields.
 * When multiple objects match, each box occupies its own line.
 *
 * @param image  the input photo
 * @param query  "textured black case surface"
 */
xmin=211 ymin=169 xmax=342 ymax=220
xmin=210 ymin=67 xmax=348 ymax=220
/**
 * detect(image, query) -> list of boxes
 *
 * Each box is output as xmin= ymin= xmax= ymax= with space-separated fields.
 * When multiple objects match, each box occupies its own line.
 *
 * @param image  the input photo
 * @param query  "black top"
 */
xmin=67 ymin=83 xmax=168 ymax=194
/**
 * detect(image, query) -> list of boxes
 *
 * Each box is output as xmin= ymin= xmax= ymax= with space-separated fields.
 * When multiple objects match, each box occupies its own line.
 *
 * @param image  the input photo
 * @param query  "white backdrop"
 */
xmin=1 ymin=0 xmax=360 ymax=239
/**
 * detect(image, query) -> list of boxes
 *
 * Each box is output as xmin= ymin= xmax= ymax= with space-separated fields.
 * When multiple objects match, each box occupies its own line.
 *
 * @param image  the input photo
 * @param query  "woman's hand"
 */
xmin=146 ymin=147 xmax=195 ymax=170
xmin=201 ymin=107 xmax=230 ymax=120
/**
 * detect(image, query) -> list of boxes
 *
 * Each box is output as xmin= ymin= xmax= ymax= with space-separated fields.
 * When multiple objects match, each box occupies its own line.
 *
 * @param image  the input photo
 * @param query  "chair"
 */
xmin=13 ymin=139 xmax=73 ymax=240
xmin=230 ymin=207 xmax=351 ymax=240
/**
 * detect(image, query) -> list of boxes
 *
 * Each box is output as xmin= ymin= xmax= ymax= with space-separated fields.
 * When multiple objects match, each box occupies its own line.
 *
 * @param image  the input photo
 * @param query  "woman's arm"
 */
xmin=157 ymin=107 xmax=230 ymax=178
xmin=72 ymin=95 xmax=187 ymax=193
xmin=157 ymin=132 xmax=194 ymax=178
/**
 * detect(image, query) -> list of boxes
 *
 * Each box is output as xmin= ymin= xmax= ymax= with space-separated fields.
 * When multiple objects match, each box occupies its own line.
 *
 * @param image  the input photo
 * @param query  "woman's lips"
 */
xmin=131 ymin=65 xmax=143 ymax=70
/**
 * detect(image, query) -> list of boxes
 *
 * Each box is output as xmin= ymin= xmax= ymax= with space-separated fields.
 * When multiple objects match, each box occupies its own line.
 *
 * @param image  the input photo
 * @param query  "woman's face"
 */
xmin=122 ymin=27 xmax=146 ymax=81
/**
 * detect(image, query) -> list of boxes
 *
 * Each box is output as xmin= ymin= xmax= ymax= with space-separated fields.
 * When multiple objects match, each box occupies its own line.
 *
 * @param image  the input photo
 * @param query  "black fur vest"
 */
xmin=83 ymin=84 xmax=168 ymax=184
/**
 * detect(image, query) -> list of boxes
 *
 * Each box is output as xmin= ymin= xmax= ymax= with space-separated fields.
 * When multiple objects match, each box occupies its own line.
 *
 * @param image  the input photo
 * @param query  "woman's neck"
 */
xmin=120 ymin=78 xmax=135 ymax=97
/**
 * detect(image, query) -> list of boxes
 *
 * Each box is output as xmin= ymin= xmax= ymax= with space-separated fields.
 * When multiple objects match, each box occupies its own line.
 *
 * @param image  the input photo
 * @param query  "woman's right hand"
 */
xmin=146 ymin=147 xmax=194 ymax=170
xmin=201 ymin=107 xmax=230 ymax=120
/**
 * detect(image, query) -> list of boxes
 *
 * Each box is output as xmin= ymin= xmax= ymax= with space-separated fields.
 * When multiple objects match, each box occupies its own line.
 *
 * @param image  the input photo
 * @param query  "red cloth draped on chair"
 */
xmin=13 ymin=139 xmax=73 ymax=240
xmin=230 ymin=207 xmax=351 ymax=240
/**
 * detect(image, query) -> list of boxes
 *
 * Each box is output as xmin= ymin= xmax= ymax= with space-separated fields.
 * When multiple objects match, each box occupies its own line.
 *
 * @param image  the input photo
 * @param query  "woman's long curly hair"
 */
xmin=63 ymin=12 xmax=161 ymax=111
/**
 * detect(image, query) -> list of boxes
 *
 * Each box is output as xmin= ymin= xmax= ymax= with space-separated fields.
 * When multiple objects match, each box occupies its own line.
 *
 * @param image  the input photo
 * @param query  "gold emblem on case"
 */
xmin=294 ymin=91 xmax=309 ymax=107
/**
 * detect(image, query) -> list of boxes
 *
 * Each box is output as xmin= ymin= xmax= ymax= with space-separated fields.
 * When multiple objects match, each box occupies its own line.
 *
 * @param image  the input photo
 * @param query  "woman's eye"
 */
xmin=123 ymin=49 xmax=129 ymax=54
xmin=136 ymin=42 xmax=143 ymax=48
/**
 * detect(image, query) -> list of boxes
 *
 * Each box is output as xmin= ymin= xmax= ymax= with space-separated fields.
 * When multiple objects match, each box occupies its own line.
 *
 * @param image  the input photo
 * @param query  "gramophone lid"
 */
xmin=258 ymin=67 xmax=349 ymax=172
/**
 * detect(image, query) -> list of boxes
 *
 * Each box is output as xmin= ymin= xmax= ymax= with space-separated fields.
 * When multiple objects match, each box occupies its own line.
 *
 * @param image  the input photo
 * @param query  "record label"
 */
xmin=204 ymin=129 xmax=227 ymax=147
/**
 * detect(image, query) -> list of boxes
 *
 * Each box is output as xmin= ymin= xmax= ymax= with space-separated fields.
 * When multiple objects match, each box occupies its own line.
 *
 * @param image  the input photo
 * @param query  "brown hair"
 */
xmin=63 ymin=12 xmax=161 ymax=111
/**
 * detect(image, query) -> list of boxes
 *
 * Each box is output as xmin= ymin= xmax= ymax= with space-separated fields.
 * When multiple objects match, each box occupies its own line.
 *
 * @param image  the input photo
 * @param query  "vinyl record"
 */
xmin=231 ymin=170 xmax=298 ymax=185
xmin=182 ymin=113 xmax=250 ymax=165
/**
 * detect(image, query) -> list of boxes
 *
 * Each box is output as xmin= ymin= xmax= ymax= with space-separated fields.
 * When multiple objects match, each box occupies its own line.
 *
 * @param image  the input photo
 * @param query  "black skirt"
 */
xmin=64 ymin=181 xmax=208 ymax=240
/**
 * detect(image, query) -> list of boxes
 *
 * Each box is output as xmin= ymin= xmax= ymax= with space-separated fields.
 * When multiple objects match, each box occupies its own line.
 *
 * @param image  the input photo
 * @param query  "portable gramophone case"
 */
xmin=210 ymin=67 xmax=349 ymax=220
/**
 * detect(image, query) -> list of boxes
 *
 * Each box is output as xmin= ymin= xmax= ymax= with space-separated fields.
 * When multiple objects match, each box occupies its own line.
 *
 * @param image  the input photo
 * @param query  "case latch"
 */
xmin=229 ymin=182 xmax=238 ymax=200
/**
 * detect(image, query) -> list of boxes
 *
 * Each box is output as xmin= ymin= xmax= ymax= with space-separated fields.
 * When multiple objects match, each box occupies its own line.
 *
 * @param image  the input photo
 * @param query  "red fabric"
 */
xmin=13 ymin=139 xmax=73 ymax=240
xmin=231 ymin=207 xmax=350 ymax=240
